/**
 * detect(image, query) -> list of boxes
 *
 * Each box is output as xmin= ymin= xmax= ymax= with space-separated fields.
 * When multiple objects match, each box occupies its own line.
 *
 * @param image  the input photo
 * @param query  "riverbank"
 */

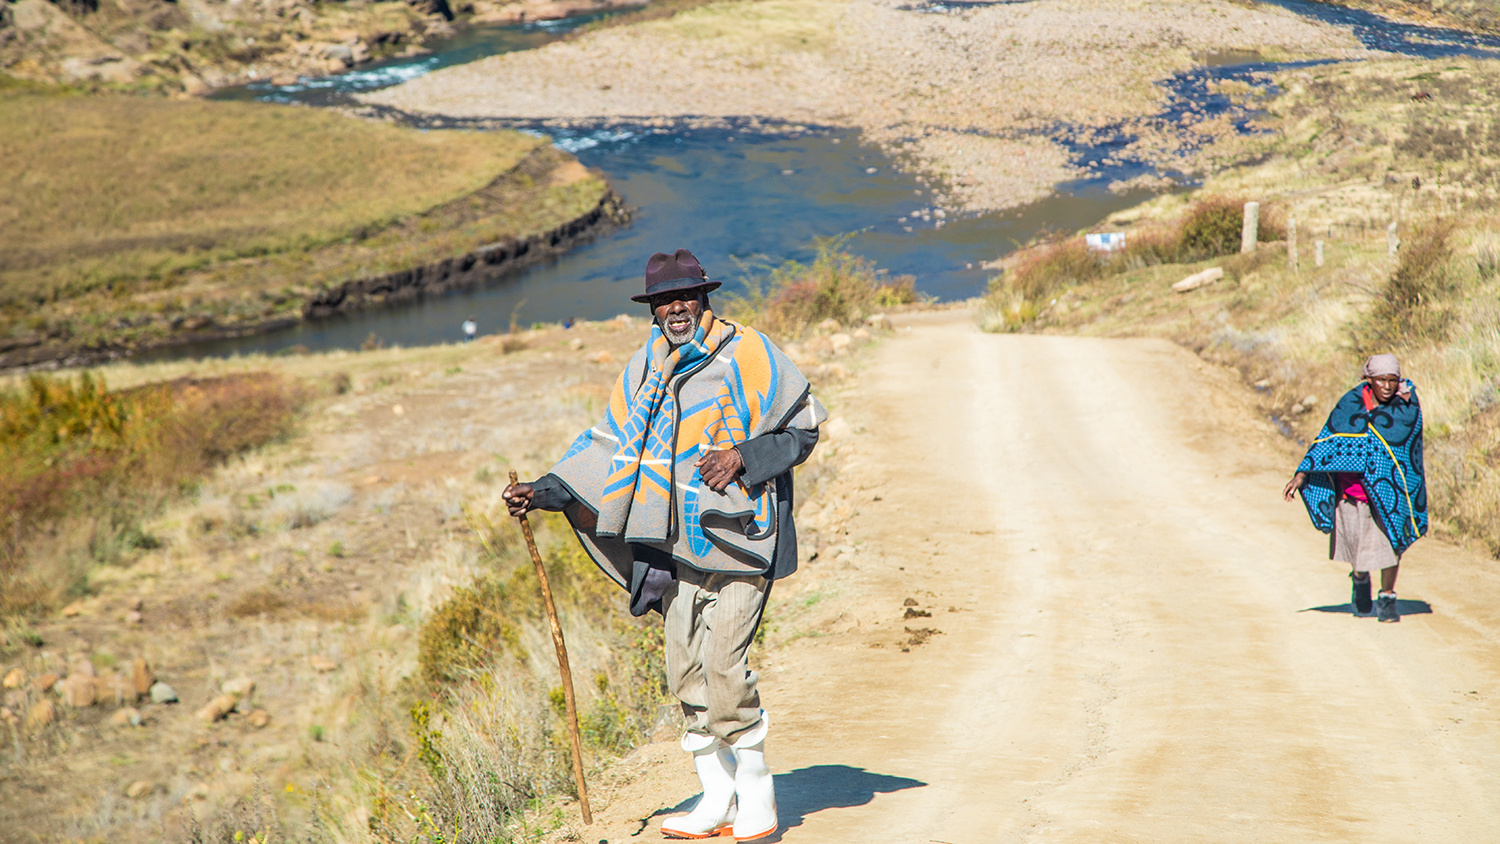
xmin=0 ymin=81 xmax=625 ymax=371
xmin=366 ymin=0 xmax=1371 ymax=214
xmin=1311 ymin=0 xmax=1500 ymax=36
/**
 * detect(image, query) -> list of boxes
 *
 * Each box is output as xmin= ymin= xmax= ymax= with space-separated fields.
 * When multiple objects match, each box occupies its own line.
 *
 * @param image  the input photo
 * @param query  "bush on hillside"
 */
xmin=0 ymin=371 xmax=305 ymax=628
xmin=724 ymin=237 xmax=920 ymax=338
xmin=1364 ymin=220 xmax=1458 ymax=345
xmin=986 ymin=196 xmax=1286 ymax=330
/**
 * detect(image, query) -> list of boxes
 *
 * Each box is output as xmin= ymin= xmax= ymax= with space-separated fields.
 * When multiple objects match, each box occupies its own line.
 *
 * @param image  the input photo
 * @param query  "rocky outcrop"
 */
xmin=0 ymin=0 xmax=453 ymax=92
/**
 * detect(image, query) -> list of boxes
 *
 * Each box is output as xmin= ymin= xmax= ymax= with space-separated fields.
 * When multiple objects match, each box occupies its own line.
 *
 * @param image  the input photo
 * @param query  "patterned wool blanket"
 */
xmin=549 ymin=311 xmax=824 ymax=582
xmin=1295 ymin=381 xmax=1427 ymax=555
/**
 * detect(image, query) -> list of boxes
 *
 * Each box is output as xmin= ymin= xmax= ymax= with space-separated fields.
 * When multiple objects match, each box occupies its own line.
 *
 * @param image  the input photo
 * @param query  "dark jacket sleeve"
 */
xmin=737 ymin=427 xmax=820 ymax=487
xmin=735 ymin=426 xmax=819 ymax=580
xmin=528 ymin=473 xmax=576 ymax=512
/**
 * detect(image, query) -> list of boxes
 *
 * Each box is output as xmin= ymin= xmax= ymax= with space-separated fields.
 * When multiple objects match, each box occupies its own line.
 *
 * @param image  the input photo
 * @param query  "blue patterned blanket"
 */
xmin=1295 ymin=381 xmax=1427 ymax=555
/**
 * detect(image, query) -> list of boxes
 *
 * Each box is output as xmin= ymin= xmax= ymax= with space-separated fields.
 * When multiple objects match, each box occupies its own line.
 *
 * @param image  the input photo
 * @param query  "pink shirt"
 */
xmin=1335 ymin=472 xmax=1367 ymax=502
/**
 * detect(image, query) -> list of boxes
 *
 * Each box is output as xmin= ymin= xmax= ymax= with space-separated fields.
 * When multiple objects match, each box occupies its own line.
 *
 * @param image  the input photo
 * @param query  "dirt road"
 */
xmin=584 ymin=310 xmax=1500 ymax=843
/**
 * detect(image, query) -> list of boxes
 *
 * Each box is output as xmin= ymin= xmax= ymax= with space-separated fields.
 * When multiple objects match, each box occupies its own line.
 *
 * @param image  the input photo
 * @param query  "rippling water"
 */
xmin=163 ymin=0 xmax=1500 ymax=359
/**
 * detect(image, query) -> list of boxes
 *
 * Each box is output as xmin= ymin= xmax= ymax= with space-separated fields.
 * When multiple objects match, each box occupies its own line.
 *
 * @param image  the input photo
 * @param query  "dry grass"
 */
xmin=0 ymin=370 xmax=309 ymax=631
xmin=0 ymin=320 xmax=694 ymax=841
xmin=980 ymin=196 xmax=1286 ymax=331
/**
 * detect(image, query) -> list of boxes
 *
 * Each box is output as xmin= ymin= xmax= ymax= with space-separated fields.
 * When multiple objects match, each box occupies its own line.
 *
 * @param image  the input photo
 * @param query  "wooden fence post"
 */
xmin=1241 ymin=201 xmax=1259 ymax=254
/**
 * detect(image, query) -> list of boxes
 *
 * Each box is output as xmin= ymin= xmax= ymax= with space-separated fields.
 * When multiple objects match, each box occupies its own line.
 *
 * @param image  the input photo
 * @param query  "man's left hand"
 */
xmin=695 ymin=447 xmax=744 ymax=493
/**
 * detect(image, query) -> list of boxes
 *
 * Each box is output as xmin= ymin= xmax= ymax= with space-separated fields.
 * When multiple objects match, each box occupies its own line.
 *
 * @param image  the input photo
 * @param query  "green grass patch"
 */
xmin=0 ymin=89 xmax=613 ymax=359
xmin=0 ymin=93 xmax=539 ymax=306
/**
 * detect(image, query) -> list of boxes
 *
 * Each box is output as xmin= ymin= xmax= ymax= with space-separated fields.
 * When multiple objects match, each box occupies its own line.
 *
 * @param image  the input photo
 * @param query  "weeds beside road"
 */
xmin=0 ymin=250 xmax=897 ymax=842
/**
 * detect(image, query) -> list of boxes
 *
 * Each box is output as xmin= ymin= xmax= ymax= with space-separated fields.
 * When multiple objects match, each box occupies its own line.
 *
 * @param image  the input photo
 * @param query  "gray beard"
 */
xmin=661 ymin=320 xmax=696 ymax=346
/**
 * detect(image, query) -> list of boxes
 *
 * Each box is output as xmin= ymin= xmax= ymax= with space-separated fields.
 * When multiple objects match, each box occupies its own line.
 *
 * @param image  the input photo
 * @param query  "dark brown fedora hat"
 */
xmin=631 ymin=248 xmax=721 ymax=303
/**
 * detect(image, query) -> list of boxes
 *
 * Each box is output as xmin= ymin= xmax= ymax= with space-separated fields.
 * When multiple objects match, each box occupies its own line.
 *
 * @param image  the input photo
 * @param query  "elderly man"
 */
xmin=504 ymin=248 xmax=824 ymax=841
xmin=1284 ymin=353 xmax=1427 ymax=622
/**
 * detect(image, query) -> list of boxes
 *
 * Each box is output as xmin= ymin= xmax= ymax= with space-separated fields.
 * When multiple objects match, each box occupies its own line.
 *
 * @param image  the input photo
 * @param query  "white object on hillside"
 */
xmin=1241 ymin=202 xmax=1259 ymax=253
xmin=1315 ymin=240 xmax=1325 ymax=268
xmin=1172 ymin=267 xmax=1224 ymax=293
xmin=1086 ymin=232 xmax=1126 ymax=252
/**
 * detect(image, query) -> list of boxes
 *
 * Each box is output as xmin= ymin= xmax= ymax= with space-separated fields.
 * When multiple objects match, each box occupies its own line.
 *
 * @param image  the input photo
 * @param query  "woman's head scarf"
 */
xmin=1362 ymin=353 xmax=1411 ymax=399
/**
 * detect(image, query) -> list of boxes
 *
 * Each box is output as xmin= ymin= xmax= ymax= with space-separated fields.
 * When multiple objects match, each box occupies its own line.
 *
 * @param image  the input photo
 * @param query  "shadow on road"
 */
xmin=1299 ymin=599 xmax=1433 ymax=617
xmin=650 ymin=764 xmax=926 ymax=839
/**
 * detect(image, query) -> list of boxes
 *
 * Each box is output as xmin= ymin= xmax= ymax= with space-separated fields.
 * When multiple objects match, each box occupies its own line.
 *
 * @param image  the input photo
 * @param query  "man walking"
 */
xmin=1283 ymin=354 xmax=1427 ymax=622
xmin=504 ymin=248 xmax=824 ymax=840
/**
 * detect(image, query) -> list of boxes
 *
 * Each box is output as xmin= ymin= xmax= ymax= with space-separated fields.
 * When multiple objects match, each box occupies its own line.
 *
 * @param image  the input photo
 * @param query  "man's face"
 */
xmin=651 ymin=290 xmax=705 ymax=346
xmin=1368 ymin=374 xmax=1400 ymax=403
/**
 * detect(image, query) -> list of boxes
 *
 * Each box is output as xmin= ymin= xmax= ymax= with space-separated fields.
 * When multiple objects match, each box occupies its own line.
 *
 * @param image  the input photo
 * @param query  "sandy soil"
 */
xmin=554 ymin=310 xmax=1500 ymax=842
xmin=366 ymin=0 xmax=1370 ymax=212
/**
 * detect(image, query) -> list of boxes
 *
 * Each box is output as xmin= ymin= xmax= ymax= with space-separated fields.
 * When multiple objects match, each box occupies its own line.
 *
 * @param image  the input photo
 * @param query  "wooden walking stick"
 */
xmin=509 ymin=471 xmax=592 ymax=825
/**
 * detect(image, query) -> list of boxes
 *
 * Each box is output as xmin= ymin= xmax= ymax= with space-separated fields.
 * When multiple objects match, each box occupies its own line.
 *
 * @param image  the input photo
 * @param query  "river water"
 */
xmin=175 ymin=0 xmax=1500 ymax=358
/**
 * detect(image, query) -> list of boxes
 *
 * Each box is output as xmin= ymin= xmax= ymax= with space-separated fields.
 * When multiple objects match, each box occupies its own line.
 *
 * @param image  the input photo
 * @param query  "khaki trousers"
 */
xmin=662 ymin=567 xmax=770 ymax=745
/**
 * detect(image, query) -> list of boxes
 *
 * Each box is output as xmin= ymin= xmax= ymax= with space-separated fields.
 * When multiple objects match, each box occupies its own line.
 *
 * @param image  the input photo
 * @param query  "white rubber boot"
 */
xmin=730 ymin=714 xmax=777 ymax=842
xmin=662 ymin=732 xmax=738 ymax=839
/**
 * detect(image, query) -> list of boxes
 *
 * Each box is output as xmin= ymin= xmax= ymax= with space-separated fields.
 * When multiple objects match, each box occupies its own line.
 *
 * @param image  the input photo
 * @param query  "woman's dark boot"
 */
xmin=1351 ymin=573 xmax=1373 ymax=616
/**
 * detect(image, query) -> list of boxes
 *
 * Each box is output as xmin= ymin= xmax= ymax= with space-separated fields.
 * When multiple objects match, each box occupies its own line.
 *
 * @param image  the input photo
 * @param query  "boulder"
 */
xmin=309 ymin=655 xmax=338 ymax=673
xmin=35 ymin=673 xmax=58 ymax=693
xmin=124 ymin=780 xmax=154 ymax=799
xmin=865 ymin=313 xmax=893 ymax=330
xmin=2 ymin=668 xmax=25 ymax=689
xmin=26 ymin=700 xmax=56 ymax=730
xmin=221 ymin=675 xmax=255 ymax=700
xmin=817 ymin=318 xmax=841 ymax=333
xmin=829 ymin=333 xmax=852 ymax=355
xmin=321 ymin=43 xmax=354 ymax=66
xmin=149 ymin=682 xmax=178 ymax=704
xmin=132 ymin=658 xmax=154 ymax=698
xmin=68 ymin=656 xmax=95 ymax=678
xmin=93 ymin=672 xmax=134 ymax=704
xmin=59 ymin=674 xmax=95 ymax=708
xmin=248 ymin=709 xmax=271 ymax=729
xmin=195 ymin=694 xmax=238 ymax=723
xmin=109 ymin=707 xmax=142 ymax=728
xmin=1171 ymin=267 xmax=1224 ymax=293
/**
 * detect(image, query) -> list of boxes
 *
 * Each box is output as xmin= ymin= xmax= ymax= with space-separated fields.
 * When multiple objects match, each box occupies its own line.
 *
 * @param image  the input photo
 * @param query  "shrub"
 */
xmin=0 ymin=371 xmax=305 ymax=626
xmin=1365 ymin=219 xmax=1457 ymax=345
xmin=1005 ymin=237 xmax=1102 ymax=303
xmin=725 ymin=236 xmax=920 ymax=338
xmin=983 ymin=196 xmax=1287 ymax=330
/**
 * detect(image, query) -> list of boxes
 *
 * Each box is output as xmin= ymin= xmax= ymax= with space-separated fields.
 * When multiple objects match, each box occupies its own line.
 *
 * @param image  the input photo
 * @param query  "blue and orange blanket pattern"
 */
xmin=550 ymin=311 xmax=821 ymax=578
xmin=1295 ymin=381 xmax=1427 ymax=555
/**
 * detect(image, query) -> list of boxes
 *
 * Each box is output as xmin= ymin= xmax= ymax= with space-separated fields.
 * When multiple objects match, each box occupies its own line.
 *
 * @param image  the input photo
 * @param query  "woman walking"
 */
xmin=1283 ymin=354 xmax=1427 ymax=622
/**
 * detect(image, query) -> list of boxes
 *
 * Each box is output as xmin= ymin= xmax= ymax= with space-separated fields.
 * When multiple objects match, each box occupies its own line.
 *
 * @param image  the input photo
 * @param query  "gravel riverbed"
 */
xmin=366 ymin=0 xmax=1371 ymax=212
